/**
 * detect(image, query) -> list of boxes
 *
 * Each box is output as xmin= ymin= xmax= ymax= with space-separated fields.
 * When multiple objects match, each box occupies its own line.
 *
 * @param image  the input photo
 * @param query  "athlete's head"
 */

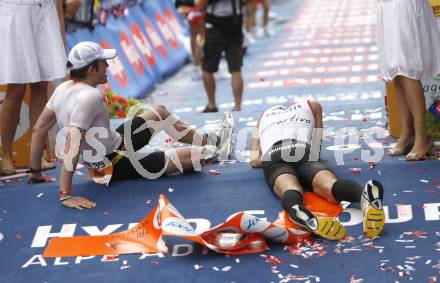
xmin=67 ymin=41 xmax=116 ymax=85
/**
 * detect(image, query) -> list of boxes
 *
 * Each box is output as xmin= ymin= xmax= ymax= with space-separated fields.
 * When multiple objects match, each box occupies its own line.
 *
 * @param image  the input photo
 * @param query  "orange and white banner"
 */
xmin=43 ymin=194 xmax=343 ymax=258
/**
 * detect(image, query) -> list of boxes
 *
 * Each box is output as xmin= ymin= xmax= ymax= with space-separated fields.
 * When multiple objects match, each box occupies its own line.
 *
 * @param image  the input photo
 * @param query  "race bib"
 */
xmin=85 ymin=158 xmax=113 ymax=186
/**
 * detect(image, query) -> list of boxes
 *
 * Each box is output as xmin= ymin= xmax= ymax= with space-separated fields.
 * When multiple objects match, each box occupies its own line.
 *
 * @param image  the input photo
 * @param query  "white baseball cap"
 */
xmin=68 ymin=41 xmax=117 ymax=70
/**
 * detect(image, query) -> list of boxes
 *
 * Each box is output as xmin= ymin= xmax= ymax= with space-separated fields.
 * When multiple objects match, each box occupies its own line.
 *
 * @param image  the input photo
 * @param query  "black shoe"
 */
xmin=201 ymin=105 xmax=218 ymax=113
xmin=288 ymin=205 xmax=346 ymax=241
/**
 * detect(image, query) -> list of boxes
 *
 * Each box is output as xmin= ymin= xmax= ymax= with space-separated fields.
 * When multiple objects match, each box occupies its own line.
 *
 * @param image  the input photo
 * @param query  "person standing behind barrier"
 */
xmin=175 ymin=0 xmax=205 ymax=79
xmin=197 ymin=0 xmax=244 ymax=113
xmin=377 ymin=0 xmax=440 ymax=161
xmin=0 ymin=0 xmax=67 ymax=175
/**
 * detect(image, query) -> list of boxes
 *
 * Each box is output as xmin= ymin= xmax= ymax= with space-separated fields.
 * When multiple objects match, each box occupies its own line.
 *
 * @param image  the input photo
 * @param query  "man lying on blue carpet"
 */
xmin=250 ymin=100 xmax=385 ymax=239
xmin=27 ymin=41 xmax=231 ymax=210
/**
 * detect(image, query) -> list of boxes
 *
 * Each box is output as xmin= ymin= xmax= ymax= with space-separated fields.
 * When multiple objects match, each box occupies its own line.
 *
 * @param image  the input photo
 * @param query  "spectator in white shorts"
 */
xmin=0 ymin=0 xmax=67 ymax=175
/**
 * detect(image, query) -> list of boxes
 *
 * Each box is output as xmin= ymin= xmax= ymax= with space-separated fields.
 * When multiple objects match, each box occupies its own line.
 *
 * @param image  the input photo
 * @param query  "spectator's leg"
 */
xmin=399 ymin=76 xmax=432 ymax=157
xmin=262 ymin=0 xmax=270 ymax=29
xmin=392 ymin=76 xmax=415 ymax=151
xmin=30 ymin=81 xmax=52 ymax=169
xmin=245 ymin=1 xmax=256 ymax=33
xmin=0 ymin=83 xmax=26 ymax=173
xmin=30 ymin=82 xmax=48 ymax=131
xmin=190 ymin=23 xmax=202 ymax=67
xmin=202 ymin=71 xmax=217 ymax=109
xmin=231 ymin=72 xmax=243 ymax=111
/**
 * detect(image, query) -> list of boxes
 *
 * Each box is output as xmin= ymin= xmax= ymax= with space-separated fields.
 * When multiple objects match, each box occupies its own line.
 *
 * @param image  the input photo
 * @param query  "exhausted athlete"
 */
xmin=250 ymin=100 xmax=385 ymax=239
xmin=28 ymin=41 xmax=231 ymax=210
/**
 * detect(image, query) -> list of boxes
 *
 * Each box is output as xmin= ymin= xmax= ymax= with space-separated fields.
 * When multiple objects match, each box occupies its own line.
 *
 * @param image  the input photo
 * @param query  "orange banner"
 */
xmin=43 ymin=193 xmax=344 ymax=258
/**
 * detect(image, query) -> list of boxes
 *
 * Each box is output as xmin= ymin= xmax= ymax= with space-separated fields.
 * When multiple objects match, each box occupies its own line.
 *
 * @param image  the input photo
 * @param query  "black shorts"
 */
xmin=201 ymin=25 xmax=243 ymax=73
xmin=109 ymin=117 xmax=166 ymax=180
xmin=262 ymin=141 xmax=334 ymax=191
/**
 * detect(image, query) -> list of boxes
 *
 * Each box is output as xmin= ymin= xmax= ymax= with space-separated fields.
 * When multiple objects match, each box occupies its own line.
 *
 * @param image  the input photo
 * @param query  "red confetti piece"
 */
xmin=261 ymin=254 xmax=283 ymax=264
xmin=15 ymin=234 xmax=22 ymax=240
xmin=209 ymin=169 xmax=221 ymax=175
xmin=351 ymin=168 xmax=361 ymax=174
xmin=104 ymin=255 xmax=119 ymax=261
xmin=369 ymin=162 xmax=376 ymax=171
xmin=405 ymin=231 xmax=428 ymax=237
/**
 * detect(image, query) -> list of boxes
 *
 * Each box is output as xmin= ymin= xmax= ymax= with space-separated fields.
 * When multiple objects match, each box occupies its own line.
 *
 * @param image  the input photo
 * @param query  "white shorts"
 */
xmin=377 ymin=0 xmax=440 ymax=81
xmin=0 ymin=0 xmax=67 ymax=84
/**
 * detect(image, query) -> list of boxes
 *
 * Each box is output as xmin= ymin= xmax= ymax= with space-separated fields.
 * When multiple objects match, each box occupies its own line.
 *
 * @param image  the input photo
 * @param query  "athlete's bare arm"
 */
xmin=250 ymin=118 xmax=262 ymax=168
xmin=60 ymin=128 xmax=96 ymax=210
xmin=308 ymin=101 xmax=323 ymax=160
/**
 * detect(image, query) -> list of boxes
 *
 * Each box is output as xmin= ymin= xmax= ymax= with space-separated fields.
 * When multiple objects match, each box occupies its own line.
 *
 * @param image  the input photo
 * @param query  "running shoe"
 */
xmin=361 ymin=180 xmax=385 ymax=238
xmin=217 ymin=112 xmax=234 ymax=159
xmin=288 ymin=204 xmax=346 ymax=241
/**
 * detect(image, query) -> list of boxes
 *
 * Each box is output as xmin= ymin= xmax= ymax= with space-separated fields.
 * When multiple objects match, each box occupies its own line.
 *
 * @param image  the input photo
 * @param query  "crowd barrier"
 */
xmin=66 ymin=0 xmax=190 ymax=99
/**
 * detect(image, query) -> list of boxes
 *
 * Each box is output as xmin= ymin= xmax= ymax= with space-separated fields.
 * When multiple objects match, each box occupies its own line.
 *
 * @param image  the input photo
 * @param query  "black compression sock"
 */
xmin=331 ymin=179 xmax=363 ymax=203
xmin=281 ymin=190 xmax=303 ymax=211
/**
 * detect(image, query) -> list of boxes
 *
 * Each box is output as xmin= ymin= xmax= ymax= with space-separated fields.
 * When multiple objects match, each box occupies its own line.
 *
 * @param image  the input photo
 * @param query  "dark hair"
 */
xmin=67 ymin=59 xmax=100 ymax=81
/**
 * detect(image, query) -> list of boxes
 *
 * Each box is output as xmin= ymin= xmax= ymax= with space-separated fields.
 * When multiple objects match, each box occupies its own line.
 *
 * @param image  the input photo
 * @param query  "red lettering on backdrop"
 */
xmin=165 ymin=9 xmax=183 ymax=37
xmin=100 ymin=41 xmax=128 ymax=87
xmin=144 ymin=19 xmax=168 ymax=57
xmin=120 ymin=32 xmax=144 ymax=75
xmin=129 ymin=23 xmax=156 ymax=66
xmin=156 ymin=12 xmax=178 ymax=49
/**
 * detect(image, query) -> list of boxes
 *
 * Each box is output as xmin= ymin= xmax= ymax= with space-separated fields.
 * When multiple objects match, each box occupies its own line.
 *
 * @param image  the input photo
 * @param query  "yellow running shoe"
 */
xmin=289 ymin=205 xmax=346 ymax=241
xmin=361 ymin=180 xmax=385 ymax=238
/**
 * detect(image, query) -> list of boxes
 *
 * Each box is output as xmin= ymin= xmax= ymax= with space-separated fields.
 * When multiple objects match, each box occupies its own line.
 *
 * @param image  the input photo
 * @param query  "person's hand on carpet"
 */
xmin=62 ymin=196 xmax=96 ymax=210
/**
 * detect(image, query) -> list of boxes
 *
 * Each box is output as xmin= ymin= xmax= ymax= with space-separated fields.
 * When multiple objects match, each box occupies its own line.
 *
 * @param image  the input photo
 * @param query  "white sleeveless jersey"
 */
xmin=259 ymin=101 xmax=315 ymax=156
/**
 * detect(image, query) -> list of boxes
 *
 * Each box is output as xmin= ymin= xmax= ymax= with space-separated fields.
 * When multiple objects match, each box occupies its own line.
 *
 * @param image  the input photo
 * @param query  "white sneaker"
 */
xmin=217 ymin=112 xmax=234 ymax=159
xmin=255 ymin=27 xmax=264 ymax=38
xmin=244 ymin=31 xmax=256 ymax=45
xmin=361 ymin=180 xmax=385 ymax=238
xmin=264 ymin=27 xmax=275 ymax=37
xmin=200 ymin=144 xmax=219 ymax=161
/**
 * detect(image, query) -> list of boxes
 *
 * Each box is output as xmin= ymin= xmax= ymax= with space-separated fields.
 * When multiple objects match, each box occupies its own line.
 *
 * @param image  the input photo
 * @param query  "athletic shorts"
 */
xmin=262 ymin=141 xmax=334 ymax=191
xmin=109 ymin=117 xmax=166 ymax=180
xmin=202 ymin=25 xmax=243 ymax=73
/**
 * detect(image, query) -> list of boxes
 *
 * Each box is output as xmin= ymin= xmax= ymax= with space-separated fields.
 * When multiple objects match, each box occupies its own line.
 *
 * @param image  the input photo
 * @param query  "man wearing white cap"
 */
xmin=27 ymin=41 xmax=231 ymax=210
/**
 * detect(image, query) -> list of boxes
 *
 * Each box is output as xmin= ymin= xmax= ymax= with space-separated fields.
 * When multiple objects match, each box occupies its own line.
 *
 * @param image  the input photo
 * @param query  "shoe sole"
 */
xmin=363 ymin=180 xmax=385 ymax=238
xmin=314 ymin=217 xmax=346 ymax=241
xmin=363 ymin=206 xmax=385 ymax=238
